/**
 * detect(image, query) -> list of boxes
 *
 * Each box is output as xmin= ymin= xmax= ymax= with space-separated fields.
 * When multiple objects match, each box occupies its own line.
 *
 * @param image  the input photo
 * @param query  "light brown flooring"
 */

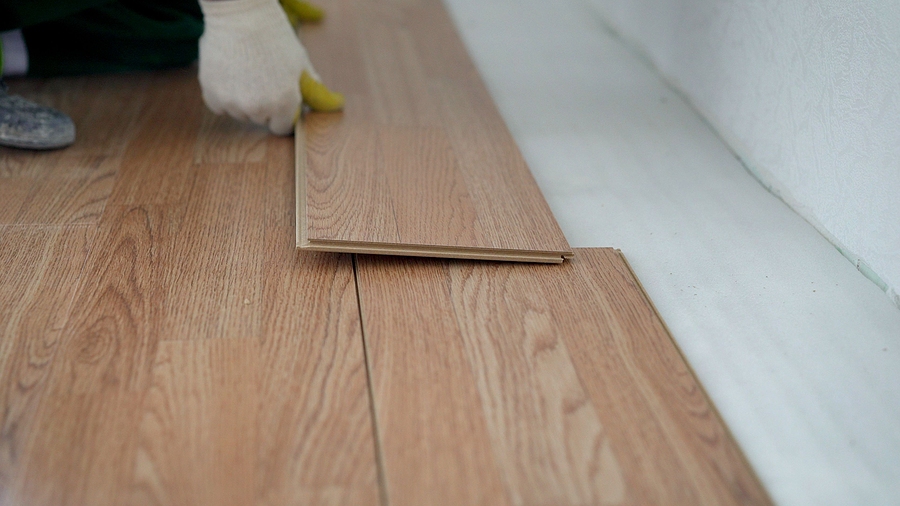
xmin=1 ymin=70 xmax=380 ymax=505
xmin=356 ymin=250 xmax=770 ymax=505
xmin=297 ymin=0 xmax=573 ymax=262
xmin=1 ymin=41 xmax=768 ymax=506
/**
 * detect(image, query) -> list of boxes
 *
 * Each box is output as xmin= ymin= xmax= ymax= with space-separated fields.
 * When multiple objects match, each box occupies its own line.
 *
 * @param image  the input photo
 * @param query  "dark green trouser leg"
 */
xmin=0 ymin=0 xmax=202 ymax=148
xmin=2 ymin=0 xmax=203 ymax=77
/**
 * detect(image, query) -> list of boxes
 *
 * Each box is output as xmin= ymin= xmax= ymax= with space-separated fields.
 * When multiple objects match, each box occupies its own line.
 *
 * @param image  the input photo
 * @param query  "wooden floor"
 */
xmin=356 ymin=250 xmax=769 ymax=505
xmin=1 ymin=32 xmax=768 ymax=506
xmin=296 ymin=0 xmax=573 ymax=263
xmin=1 ymin=70 xmax=379 ymax=505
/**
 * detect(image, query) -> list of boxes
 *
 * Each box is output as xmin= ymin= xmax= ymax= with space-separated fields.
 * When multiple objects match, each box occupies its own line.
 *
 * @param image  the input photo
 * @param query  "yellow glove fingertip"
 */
xmin=300 ymin=71 xmax=345 ymax=113
xmin=280 ymin=0 xmax=325 ymax=24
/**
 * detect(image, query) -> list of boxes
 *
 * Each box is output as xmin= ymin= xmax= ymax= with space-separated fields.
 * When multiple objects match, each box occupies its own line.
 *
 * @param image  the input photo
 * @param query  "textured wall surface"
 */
xmin=584 ymin=0 xmax=900 ymax=303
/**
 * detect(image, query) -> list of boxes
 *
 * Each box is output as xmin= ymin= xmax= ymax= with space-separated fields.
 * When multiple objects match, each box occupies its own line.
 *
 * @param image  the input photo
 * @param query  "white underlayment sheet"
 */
xmin=441 ymin=0 xmax=900 ymax=504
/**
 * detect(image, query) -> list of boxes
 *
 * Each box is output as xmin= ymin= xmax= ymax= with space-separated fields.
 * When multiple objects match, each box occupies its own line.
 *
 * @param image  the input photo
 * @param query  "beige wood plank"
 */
xmin=129 ymin=137 xmax=379 ymax=504
xmin=353 ymin=2 xmax=442 ymax=128
xmin=133 ymin=315 xmax=379 ymax=506
xmin=254 ymin=251 xmax=380 ymax=506
xmin=107 ymin=68 xmax=205 ymax=207
xmin=378 ymin=127 xmax=478 ymax=245
xmin=155 ymin=160 xmax=267 ymax=341
xmin=0 ymin=225 xmax=95 ymax=506
xmin=355 ymin=256 xmax=511 ymax=506
xmin=194 ymin=109 xmax=268 ymax=165
xmin=302 ymin=118 xmax=401 ymax=245
xmin=444 ymin=258 xmax=625 ymax=505
xmin=0 ymin=152 xmax=118 ymax=225
xmin=297 ymin=0 xmax=573 ymax=262
xmin=131 ymin=338 xmax=258 ymax=506
xmin=298 ymin=240 xmax=569 ymax=263
xmin=257 ymin=134 xmax=380 ymax=505
xmin=1 ymin=69 xmax=380 ymax=505
xmin=132 ymin=279 xmax=379 ymax=506
xmin=355 ymin=249 xmax=771 ymax=505
xmin=7 ymin=205 xmax=170 ymax=506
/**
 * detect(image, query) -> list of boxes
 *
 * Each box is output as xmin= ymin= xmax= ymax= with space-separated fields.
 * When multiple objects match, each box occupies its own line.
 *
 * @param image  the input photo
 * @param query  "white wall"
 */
xmin=583 ymin=0 xmax=900 ymax=304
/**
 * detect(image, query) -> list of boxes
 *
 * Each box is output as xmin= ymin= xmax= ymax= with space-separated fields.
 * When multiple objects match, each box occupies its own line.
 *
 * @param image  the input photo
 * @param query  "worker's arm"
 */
xmin=198 ymin=0 xmax=342 ymax=135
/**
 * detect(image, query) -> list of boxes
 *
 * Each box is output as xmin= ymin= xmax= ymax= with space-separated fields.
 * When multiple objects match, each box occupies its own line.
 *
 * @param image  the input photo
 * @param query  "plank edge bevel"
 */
xmin=303 ymin=240 xmax=573 ymax=264
xmin=295 ymin=123 xmax=309 ymax=249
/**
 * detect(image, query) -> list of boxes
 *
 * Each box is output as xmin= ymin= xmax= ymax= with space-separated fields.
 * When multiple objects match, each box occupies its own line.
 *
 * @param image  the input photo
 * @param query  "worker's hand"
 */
xmin=198 ymin=0 xmax=341 ymax=135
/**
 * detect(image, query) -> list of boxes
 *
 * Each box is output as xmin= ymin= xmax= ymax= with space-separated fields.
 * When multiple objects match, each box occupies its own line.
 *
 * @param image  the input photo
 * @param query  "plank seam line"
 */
xmin=0 ymin=223 xmax=98 ymax=230
xmin=352 ymin=254 xmax=391 ymax=506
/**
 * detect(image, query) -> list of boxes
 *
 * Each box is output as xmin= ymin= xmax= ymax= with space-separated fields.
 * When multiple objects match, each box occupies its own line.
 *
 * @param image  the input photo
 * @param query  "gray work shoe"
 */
xmin=0 ymin=81 xmax=75 ymax=150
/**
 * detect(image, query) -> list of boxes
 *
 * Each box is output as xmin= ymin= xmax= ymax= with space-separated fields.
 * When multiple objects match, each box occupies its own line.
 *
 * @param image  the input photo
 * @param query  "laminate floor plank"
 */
xmin=7 ymin=204 xmax=170 ymax=506
xmin=107 ymin=69 xmax=205 ymax=207
xmin=444 ymin=257 xmax=625 ymax=505
xmin=194 ymin=110 xmax=268 ymax=165
xmin=302 ymin=120 xmax=402 ymax=245
xmin=0 ymin=225 xmax=95 ymax=506
xmin=1 ymin=70 xmax=380 ymax=505
xmin=0 ymin=152 xmax=119 ymax=226
xmin=256 ymin=135 xmax=380 ymax=506
xmin=355 ymin=257 xmax=510 ymax=506
xmin=254 ymin=251 xmax=380 ymax=506
xmin=355 ymin=249 xmax=771 ymax=506
xmin=297 ymin=0 xmax=573 ymax=262
xmin=156 ymin=160 xmax=267 ymax=341
xmin=376 ymin=126 xmax=478 ymax=246
xmin=132 ymin=338 xmax=258 ymax=506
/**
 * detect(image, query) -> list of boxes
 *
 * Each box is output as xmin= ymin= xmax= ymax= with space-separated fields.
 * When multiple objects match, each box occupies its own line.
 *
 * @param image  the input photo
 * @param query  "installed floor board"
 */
xmin=255 ymin=135 xmax=380 ymax=506
xmin=296 ymin=0 xmax=573 ymax=263
xmin=0 ymin=38 xmax=772 ymax=506
xmin=105 ymin=71 xmax=204 ymax=208
xmin=0 ymin=225 xmax=94 ymax=506
xmin=0 ymin=70 xmax=380 ymax=505
xmin=355 ymin=248 xmax=771 ymax=505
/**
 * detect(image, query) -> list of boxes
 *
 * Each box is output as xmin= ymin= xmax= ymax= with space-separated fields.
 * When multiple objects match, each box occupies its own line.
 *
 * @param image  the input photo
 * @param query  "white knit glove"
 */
xmin=198 ymin=0 xmax=319 ymax=135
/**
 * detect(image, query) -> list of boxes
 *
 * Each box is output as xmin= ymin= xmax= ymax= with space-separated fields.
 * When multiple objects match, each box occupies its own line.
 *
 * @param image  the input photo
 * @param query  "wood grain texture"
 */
xmin=296 ymin=0 xmax=573 ymax=262
xmin=0 ymin=70 xmax=379 ymax=506
xmin=355 ymin=257 xmax=510 ymax=506
xmin=0 ymin=35 xmax=771 ymax=506
xmin=154 ymin=160 xmax=266 ymax=341
xmin=8 ymin=204 xmax=169 ymax=506
xmin=0 ymin=225 xmax=95 ymax=506
xmin=132 ymin=251 xmax=377 ymax=506
xmin=355 ymin=249 xmax=771 ymax=506
xmin=255 ymin=134 xmax=379 ymax=506
xmin=106 ymin=69 xmax=205 ymax=207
